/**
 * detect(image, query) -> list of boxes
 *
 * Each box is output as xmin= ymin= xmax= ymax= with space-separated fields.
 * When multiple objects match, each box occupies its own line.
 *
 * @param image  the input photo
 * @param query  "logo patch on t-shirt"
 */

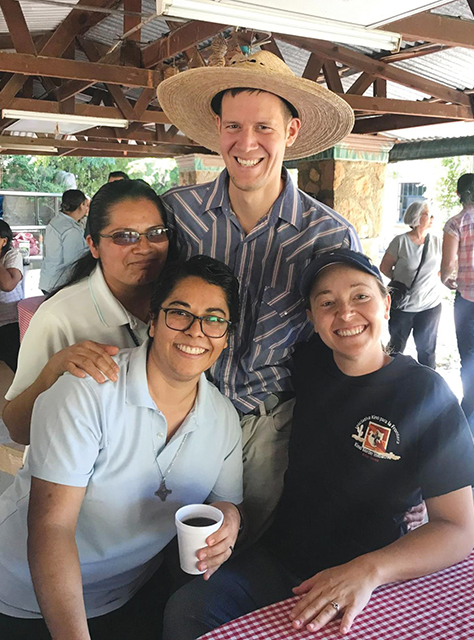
xmin=352 ymin=419 xmax=401 ymax=461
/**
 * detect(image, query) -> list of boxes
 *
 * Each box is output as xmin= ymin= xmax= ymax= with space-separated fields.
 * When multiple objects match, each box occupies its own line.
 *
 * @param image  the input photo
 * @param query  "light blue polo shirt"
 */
xmin=39 ymin=212 xmax=88 ymax=292
xmin=0 ymin=340 xmax=243 ymax=619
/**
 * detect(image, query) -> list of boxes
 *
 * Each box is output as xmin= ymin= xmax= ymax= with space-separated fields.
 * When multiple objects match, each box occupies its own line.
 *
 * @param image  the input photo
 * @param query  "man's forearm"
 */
xmin=0 ymin=264 xmax=17 ymax=291
xmin=28 ymin=524 xmax=90 ymax=640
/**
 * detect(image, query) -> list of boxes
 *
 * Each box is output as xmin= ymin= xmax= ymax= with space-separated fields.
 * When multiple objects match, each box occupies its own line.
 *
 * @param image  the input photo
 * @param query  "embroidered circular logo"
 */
xmin=352 ymin=416 xmax=401 ymax=461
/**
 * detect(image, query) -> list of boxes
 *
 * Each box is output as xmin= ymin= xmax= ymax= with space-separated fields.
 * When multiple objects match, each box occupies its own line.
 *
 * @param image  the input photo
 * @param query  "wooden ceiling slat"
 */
xmin=0 ymin=51 xmax=161 ymax=88
xmin=347 ymin=72 xmax=376 ymax=95
xmin=142 ymin=20 xmax=227 ymax=68
xmin=353 ymin=114 xmax=456 ymax=134
xmin=0 ymin=0 xmax=118 ymax=106
xmin=382 ymin=12 xmax=474 ymax=49
xmin=340 ymin=94 xmax=472 ymax=119
xmin=0 ymin=0 xmax=36 ymax=55
xmin=322 ymin=60 xmax=343 ymax=93
xmin=374 ymin=78 xmax=387 ymax=99
xmin=276 ymin=34 xmax=472 ymax=109
xmin=123 ymin=0 xmax=142 ymax=42
xmin=0 ymin=97 xmax=171 ymax=124
xmin=302 ymin=53 xmax=324 ymax=81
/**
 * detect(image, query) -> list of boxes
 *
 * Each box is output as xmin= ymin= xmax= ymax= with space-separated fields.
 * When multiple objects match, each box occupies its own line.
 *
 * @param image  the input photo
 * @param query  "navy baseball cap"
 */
xmin=300 ymin=248 xmax=383 ymax=298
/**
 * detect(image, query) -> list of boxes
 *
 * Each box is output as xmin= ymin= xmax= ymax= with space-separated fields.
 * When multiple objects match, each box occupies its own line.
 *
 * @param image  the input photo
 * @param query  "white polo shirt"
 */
xmin=0 ymin=340 xmax=243 ymax=619
xmin=0 ymin=248 xmax=24 ymax=327
xmin=6 ymin=264 xmax=148 ymax=400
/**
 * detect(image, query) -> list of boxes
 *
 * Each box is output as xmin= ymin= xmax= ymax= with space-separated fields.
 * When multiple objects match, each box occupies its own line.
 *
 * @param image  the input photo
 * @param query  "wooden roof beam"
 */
xmin=340 ymin=94 xmax=472 ymax=119
xmin=0 ymin=0 xmax=118 ymax=105
xmin=0 ymin=51 xmax=160 ymax=89
xmin=142 ymin=20 xmax=227 ymax=68
xmin=276 ymin=34 xmax=472 ymax=108
xmin=353 ymin=114 xmax=456 ymax=134
xmin=0 ymin=97 xmax=171 ymax=124
xmin=382 ymin=11 xmax=474 ymax=49
xmin=0 ymin=0 xmax=36 ymax=55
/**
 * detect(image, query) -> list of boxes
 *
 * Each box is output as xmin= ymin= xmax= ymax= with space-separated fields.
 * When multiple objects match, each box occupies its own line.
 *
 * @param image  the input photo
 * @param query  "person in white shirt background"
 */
xmin=0 ymin=219 xmax=24 ymax=371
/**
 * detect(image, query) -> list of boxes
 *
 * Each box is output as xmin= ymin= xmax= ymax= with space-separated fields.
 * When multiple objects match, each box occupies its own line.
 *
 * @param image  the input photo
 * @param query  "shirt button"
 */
xmin=158 ymin=432 xmax=164 ymax=438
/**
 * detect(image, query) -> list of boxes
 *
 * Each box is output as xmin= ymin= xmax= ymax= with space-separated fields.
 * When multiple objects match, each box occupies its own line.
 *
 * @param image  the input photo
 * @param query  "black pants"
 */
xmin=454 ymin=292 xmax=474 ymax=433
xmin=388 ymin=303 xmax=442 ymax=369
xmin=0 ymin=564 xmax=171 ymax=640
xmin=0 ymin=321 xmax=20 ymax=372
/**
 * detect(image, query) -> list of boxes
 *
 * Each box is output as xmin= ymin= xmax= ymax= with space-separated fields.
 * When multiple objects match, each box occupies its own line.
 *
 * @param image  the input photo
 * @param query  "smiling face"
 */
xmin=148 ymin=276 xmax=230 ymax=384
xmin=216 ymin=90 xmax=300 ymax=197
xmin=307 ymin=264 xmax=390 ymax=375
xmin=87 ymin=197 xmax=168 ymax=293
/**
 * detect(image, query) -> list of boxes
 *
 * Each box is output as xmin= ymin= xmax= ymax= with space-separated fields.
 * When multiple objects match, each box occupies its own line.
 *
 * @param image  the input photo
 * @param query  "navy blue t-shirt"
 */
xmin=265 ymin=336 xmax=474 ymax=580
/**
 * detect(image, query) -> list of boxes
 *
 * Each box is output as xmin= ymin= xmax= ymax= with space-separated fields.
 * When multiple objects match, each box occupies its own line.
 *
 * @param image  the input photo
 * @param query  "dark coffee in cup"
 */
xmin=183 ymin=517 xmax=217 ymax=527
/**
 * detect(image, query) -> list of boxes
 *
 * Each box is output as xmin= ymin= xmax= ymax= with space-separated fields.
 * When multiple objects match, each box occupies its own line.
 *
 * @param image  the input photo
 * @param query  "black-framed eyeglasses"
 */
xmin=100 ymin=226 xmax=168 ymax=246
xmin=160 ymin=308 xmax=231 ymax=338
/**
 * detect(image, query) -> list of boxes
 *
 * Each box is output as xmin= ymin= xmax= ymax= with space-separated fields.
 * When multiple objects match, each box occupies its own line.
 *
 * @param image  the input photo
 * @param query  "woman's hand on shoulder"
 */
xmin=196 ymin=501 xmax=241 ymax=581
xmin=289 ymin=555 xmax=381 ymax=635
xmin=43 ymin=341 xmax=120 ymax=385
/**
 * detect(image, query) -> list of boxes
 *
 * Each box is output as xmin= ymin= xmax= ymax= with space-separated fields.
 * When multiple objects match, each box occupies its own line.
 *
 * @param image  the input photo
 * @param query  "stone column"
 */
xmin=175 ymin=153 xmax=225 ymax=186
xmin=295 ymin=135 xmax=394 ymax=259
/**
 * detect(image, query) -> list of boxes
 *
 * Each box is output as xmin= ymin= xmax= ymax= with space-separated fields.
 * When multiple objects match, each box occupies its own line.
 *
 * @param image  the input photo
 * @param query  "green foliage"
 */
xmin=436 ymin=156 xmax=474 ymax=223
xmin=0 ymin=155 xmax=179 ymax=197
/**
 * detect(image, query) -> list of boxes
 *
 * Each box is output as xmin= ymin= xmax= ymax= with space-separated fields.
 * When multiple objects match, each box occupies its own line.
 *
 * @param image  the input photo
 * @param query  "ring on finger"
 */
xmin=329 ymin=601 xmax=340 ymax=612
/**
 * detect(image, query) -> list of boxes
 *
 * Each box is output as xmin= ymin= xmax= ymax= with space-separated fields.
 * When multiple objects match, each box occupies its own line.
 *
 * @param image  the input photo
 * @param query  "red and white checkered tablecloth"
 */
xmin=200 ymin=551 xmax=474 ymax=639
xmin=17 ymin=295 xmax=44 ymax=341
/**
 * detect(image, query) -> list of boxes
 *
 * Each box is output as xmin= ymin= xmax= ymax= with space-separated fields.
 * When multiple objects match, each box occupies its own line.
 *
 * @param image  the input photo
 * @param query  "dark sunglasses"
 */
xmin=100 ymin=226 xmax=168 ymax=246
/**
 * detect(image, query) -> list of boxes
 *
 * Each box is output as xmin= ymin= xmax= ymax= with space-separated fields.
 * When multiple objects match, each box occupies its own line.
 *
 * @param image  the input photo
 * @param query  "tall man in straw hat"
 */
xmin=158 ymin=50 xmax=360 ymax=538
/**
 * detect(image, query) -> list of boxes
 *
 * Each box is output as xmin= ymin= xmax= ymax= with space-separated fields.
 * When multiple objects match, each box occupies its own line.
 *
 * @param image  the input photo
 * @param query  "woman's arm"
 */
xmin=441 ymin=232 xmax=459 ymax=288
xmin=0 ymin=265 xmax=22 ymax=291
xmin=28 ymin=477 xmax=90 ymax=640
xmin=379 ymin=251 xmax=397 ymax=279
xmin=3 ymin=341 xmax=120 ymax=444
xmin=290 ymin=486 xmax=474 ymax=635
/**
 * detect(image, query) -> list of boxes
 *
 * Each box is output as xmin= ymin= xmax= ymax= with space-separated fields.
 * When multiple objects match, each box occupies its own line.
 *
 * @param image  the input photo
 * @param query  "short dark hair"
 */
xmin=457 ymin=173 xmax=474 ymax=205
xmin=61 ymin=189 xmax=86 ymax=214
xmin=0 ymin=219 xmax=13 ymax=257
xmin=211 ymin=88 xmax=298 ymax=122
xmin=150 ymin=255 xmax=240 ymax=328
xmin=108 ymin=171 xmax=129 ymax=181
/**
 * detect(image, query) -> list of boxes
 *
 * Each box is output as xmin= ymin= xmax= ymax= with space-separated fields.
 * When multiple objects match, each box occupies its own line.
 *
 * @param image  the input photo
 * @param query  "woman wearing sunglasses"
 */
xmin=4 ymin=179 xmax=172 ymax=445
xmin=0 ymin=255 xmax=243 ymax=640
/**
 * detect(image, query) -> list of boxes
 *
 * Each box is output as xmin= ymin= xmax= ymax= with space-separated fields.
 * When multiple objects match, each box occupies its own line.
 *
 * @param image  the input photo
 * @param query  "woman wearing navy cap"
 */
xmin=164 ymin=248 xmax=474 ymax=639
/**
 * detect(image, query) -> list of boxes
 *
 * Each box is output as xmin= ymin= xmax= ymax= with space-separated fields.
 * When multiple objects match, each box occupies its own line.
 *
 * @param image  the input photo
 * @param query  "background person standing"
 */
xmin=380 ymin=200 xmax=442 ymax=369
xmin=39 ymin=189 xmax=89 ymax=294
xmin=441 ymin=173 xmax=474 ymax=434
xmin=0 ymin=220 xmax=24 ymax=371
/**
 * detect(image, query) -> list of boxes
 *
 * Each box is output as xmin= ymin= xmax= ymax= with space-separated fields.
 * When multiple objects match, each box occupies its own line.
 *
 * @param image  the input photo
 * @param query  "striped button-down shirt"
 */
xmin=161 ymin=169 xmax=361 ymax=413
xmin=444 ymin=205 xmax=474 ymax=302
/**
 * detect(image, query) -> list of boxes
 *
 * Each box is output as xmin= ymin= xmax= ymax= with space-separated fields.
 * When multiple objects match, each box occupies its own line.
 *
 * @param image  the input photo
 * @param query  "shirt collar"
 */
xmin=125 ymin=339 xmax=217 ymax=435
xmin=88 ymin=264 xmax=144 ymax=330
xmin=198 ymin=167 xmax=303 ymax=231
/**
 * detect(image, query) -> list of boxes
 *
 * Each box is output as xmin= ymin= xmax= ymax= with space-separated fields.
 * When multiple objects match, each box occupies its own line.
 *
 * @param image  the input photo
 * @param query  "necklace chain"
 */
xmin=155 ymin=433 xmax=188 ymax=501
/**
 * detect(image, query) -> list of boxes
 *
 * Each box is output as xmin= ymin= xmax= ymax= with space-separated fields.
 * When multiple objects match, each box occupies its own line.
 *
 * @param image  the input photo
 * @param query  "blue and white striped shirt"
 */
xmin=161 ymin=168 xmax=361 ymax=413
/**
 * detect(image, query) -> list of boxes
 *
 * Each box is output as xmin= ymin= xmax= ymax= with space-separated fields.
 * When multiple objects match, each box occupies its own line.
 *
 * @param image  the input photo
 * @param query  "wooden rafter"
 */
xmin=276 ymin=34 xmax=472 ymax=108
xmin=382 ymin=12 xmax=474 ymax=49
xmin=302 ymin=53 xmax=324 ymax=81
xmin=353 ymin=115 xmax=456 ymax=134
xmin=142 ymin=21 xmax=227 ymax=68
xmin=339 ymin=94 xmax=472 ymax=120
xmin=124 ymin=0 xmax=141 ymax=42
xmin=0 ymin=0 xmax=117 ymax=105
xmin=0 ymin=97 xmax=171 ymax=125
xmin=322 ymin=60 xmax=343 ymax=93
xmin=0 ymin=0 xmax=36 ymax=55
xmin=0 ymin=51 xmax=161 ymax=89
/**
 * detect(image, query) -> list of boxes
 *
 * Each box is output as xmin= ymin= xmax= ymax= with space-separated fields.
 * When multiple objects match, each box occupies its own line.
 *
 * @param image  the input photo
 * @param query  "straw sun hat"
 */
xmin=157 ymin=50 xmax=354 ymax=161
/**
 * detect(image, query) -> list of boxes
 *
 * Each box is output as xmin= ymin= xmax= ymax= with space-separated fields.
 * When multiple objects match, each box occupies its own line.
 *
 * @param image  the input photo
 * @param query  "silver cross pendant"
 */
xmin=155 ymin=479 xmax=172 ymax=502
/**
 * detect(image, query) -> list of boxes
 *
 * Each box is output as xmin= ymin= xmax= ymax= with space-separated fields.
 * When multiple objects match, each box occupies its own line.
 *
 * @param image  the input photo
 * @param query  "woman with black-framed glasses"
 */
xmin=0 ymin=255 xmax=244 ymax=640
xmin=4 ymin=179 xmax=175 ymax=446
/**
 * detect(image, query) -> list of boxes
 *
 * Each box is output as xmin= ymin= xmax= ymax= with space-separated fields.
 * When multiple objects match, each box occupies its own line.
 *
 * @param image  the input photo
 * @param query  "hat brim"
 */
xmin=157 ymin=67 xmax=354 ymax=161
